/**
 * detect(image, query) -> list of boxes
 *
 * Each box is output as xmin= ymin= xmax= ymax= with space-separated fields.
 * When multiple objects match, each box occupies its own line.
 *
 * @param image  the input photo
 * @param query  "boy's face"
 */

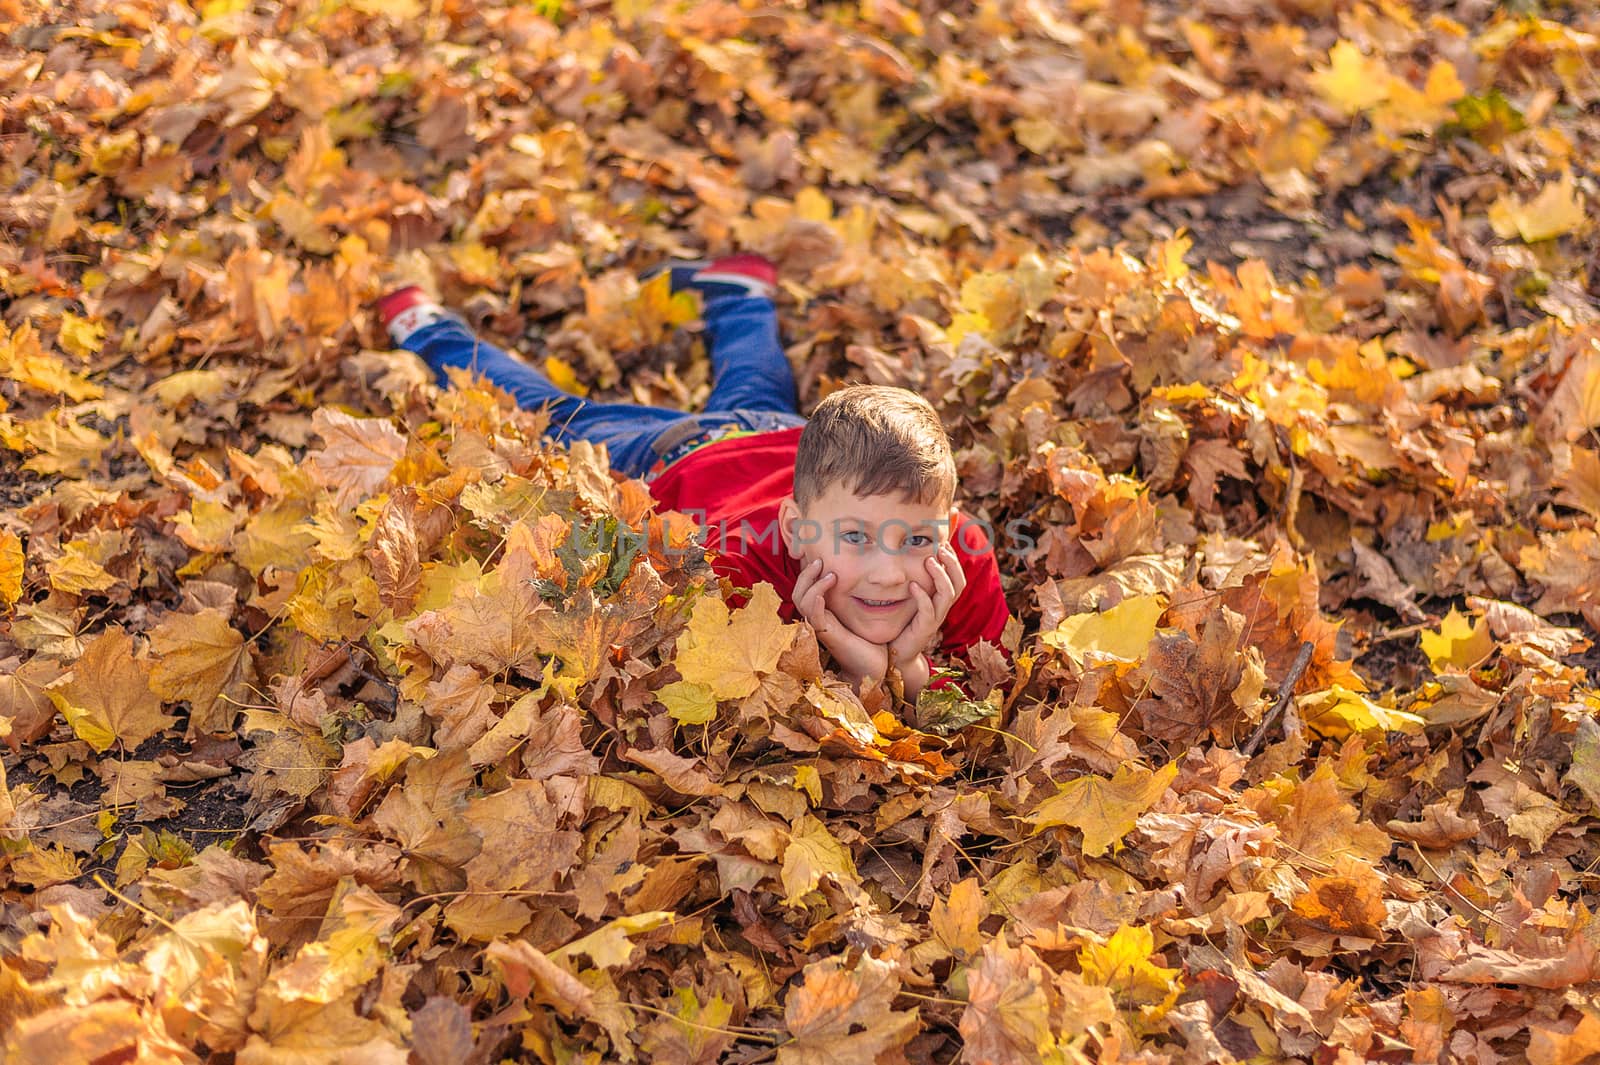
xmin=779 ymin=482 xmax=955 ymax=646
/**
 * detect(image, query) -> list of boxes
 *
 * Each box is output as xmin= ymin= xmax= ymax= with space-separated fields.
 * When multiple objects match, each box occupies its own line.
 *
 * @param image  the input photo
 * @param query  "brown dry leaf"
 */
xmin=409 ymin=997 xmax=496 ymax=1065
xmin=486 ymin=939 xmax=595 ymax=1018
xmin=779 ymin=953 xmax=917 ymax=1065
xmin=1290 ymin=863 xmax=1387 ymax=940
xmin=367 ymin=489 xmax=424 ymax=615
xmin=1132 ymin=607 xmax=1250 ymax=745
xmin=624 ymin=746 xmax=724 ymax=797
xmin=46 ymin=628 xmax=172 ymax=753
xmin=1385 ymin=794 xmax=1481 ymax=849
xmin=1528 ymin=1014 xmax=1600 ymax=1065
xmin=1442 ymin=940 xmax=1600 ymax=989
xmin=959 ymin=939 xmax=1060 ymax=1065
xmin=461 ymin=778 xmax=582 ymax=892
xmin=1478 ymin=776 xmax=1573 ymax=851
xmin=0 ymin=656 xmax=62 ymax=749
xmin=305 ymin=408 xmax=407 ymax=508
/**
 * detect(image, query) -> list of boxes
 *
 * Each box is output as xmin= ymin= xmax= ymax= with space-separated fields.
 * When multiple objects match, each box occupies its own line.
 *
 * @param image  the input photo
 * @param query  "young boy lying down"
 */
xmin=377 ymin=254 xmax=1008 ymax=698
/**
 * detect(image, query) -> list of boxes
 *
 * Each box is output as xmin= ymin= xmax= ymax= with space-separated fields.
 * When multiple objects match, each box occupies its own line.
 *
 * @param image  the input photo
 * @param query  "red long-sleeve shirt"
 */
xmin=647 ymin=427 xmax=1009 ymax=659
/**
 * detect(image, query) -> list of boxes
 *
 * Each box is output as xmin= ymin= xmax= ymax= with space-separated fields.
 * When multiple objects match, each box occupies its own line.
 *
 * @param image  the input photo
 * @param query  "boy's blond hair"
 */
xmin=793 ymin=385 xmax=956 ymax=508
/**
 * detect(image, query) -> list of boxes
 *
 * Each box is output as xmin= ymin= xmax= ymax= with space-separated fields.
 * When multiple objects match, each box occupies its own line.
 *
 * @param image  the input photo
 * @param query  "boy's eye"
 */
xmin=906 ymin=534 xmax=934 ymax=549
xmin=840 ymin=530 xmax=869 ymax=546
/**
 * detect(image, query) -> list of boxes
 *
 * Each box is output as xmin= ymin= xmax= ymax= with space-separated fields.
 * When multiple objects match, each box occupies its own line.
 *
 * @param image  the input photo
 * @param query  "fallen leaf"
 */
xmin=1025 ymin=761 xmax=1179 ymax=857
xmin=46 ymin=628 xmax=172 ymax=753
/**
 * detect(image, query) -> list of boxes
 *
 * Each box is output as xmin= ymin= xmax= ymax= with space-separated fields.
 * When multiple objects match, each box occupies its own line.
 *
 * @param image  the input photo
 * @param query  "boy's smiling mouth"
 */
xmin=854 ymin=596 xmax=905 ymax=610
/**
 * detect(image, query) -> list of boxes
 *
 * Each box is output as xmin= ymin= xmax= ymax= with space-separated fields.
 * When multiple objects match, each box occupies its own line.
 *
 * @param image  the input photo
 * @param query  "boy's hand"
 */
xmin=791 ymin=559 xmax=888 ymax=683
xmin=889 ymin=542 xmax=966 ymax=667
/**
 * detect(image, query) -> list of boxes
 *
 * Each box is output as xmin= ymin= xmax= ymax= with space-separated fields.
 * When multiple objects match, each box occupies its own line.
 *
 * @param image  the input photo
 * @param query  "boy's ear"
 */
xmin=778 ymin=496 xmax=802 ymax=558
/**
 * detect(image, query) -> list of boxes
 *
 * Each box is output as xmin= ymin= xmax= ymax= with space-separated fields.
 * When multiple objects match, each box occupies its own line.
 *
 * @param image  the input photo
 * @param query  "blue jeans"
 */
xmin=400 ymin=295 xmax=806 ymax=478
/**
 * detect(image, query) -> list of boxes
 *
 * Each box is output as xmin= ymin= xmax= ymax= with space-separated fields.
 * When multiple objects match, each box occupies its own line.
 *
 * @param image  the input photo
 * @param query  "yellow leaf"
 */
xmin=57 ymin=313 xmax=105 ymax=360
xmin=1078 ymin=923 xmax=1182 ymax=1016
xmin=449 ymin=241 xmax=503 ymax=286
xmin=658 ymin=680 xmax=718 ymax=725
xmin=347 ymin=0 xmax=423 ymax=19
xmin=0 ymin=530 xmax=25 ymax=608
xmin=46 ymin=628 xmax=172 ymax=753
xmin=930 ymin=877 xmax=985 ymax=960
xmin=793 ymin=764 xmax=822 ymax=805
xmin=636 ymin=271 xmax=699 ymax=330
xmin=152 ymin=368 xmax=229 ymax=408
xmin=543 ymin=355 xmax=590 ymax=397
xmin=1419 ymin=607 xmax=1496 ymax=672
xmin=1310 ymin=41 xmax=1392 ymax=113
xmin=1040 ymin=593 xmax=1166 ymax=663
xmin=674 ymin=583 xmax=795 ymax=701
xmin=147 ymin=608 xmax=255 ymax=735
xmin=781 ymin=814 xmax=857 ymax=905
xmin=1489 ymin=172 xmax=1586 ymax=243
xmin=1025 ymin=761 xmax=1178 ymax=857
xmin=793 ymin=186 xmax=833 ymax=222
xmin=13 ymin=415 xmax=109 ymax=477
xmin=46 ymin=535 xmax=124 ymax=596
xmin=1298 ymin=684 xmax=1425 ymax=739
xmin=552 ymin=911 xmax=675 ymax=969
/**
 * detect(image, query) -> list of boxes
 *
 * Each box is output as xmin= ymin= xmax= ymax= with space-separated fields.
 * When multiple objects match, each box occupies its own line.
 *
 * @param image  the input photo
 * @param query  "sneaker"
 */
xmin=375 ymin=285 xmax=466 ymax=346
xmin=641 ymin=253 xmax=777 ymax=302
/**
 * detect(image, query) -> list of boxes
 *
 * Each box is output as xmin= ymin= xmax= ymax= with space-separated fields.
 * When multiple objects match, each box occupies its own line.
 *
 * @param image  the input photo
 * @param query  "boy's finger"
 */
xmin=927 ymin=555 xmax=957 ymax=604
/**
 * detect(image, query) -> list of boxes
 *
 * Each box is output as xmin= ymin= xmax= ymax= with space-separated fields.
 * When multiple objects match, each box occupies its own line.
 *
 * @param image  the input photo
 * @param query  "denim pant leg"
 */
xmin=700 ymin=295 xmax=800 ymax=415
xmin=401 ymin=318 xmax=690 ymax=477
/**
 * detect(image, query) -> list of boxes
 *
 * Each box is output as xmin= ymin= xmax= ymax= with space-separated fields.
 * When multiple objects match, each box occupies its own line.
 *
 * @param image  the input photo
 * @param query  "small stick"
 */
xmin=1242 ymin=640 xmax=1315 ymax=757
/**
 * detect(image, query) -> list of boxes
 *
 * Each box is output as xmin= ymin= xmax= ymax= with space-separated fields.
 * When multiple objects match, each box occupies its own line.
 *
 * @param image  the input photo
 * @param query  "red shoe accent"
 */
xmin=375 ymin=286 xmax=429 ymax=328
xmin=702 ymin=254 xmax=777 ymax=288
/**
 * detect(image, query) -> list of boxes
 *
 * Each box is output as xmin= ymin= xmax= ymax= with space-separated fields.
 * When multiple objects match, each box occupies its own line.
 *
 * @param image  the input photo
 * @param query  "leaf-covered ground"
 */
xmin=3 ymin=0 xmax=1600 ymax=1061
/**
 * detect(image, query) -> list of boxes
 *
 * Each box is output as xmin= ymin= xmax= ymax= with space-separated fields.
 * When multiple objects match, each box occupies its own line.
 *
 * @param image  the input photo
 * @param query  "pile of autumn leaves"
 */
xmin=5 ymin=250 xmax=1600 ymax=1062
xmin=3 ymin=0 xmax=1600 ymax=1062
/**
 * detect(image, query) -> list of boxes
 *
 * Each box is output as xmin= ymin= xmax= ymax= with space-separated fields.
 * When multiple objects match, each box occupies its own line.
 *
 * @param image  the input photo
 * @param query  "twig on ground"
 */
xmin=1241 ymin=639 xmax=1315 ymax=757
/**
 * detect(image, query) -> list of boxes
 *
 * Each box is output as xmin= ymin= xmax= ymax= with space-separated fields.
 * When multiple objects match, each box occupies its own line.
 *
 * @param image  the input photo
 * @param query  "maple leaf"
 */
xmin=405 ymin=574 xmax=556 ymax=679
xmin=1289 ymin=862 xmax=1387 ymax=940
xmin=958 ymin=939 xmax=1059 ymax=1065
xmin=1298 ymin=684 xmax=1425 ymax=739
xmin=146 ymin=608 xmax=256 ymax=736
xmin=1132 ymin=607 xmax=1250 ymax=745
xmin=552 ymin=911 xmax=676 ymax=970
xmin=46 ymin=627 xmax=172 ymax=753
xmin=1419 ymin=607 xmax=1495 ymax=673
xmin=1078 ymin=923 xmax=1182 ymax=1018
xmin=1039 ymin=593 xmax=1165 ymax=663
xmin=486 ymin=939 xmax=595 ymax=1018
xmin=305 ymin=408 xmax=407 ymax=508
xmin=367 ymin=488 xmax=424 ymax=615
xmin=780 ymin=814 xmax=858 ymax=905
xmin=0 ymin=655 xmax=59 ymax=748
xmin=779 ymin=953 xmax=917 ymax=1065
xmin=370 ymin=750 xmax=482 ymax=894
xmin=1025 ymin=761 xmax=1178 ymax=857
xmin=674 ymin=582 xmax=795 ymax=700
xmin=1528 ymin=1014 xmax=1600 ymax=1065
xmin=461 ymin=778 xmax=582 ymax=892
xmin=1489 ymin=172 xmax=1586 ymax=243
xmin=930 ymin=877 xmax=986 ymax=961
xmin=638 ymin=989 xmax=735 ymax=1065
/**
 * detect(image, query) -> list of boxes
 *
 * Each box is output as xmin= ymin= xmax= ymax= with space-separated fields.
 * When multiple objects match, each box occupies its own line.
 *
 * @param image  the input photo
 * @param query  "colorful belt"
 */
xmin=644 ymin=422 xmax=758 ymax=482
